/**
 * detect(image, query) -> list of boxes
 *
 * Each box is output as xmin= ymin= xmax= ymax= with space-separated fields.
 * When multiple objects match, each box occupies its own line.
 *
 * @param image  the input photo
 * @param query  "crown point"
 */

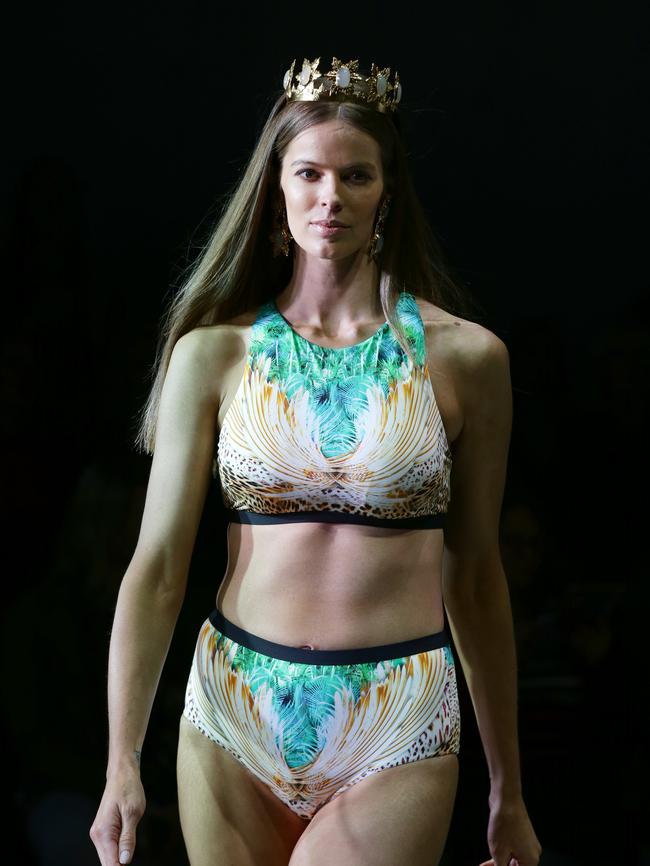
xmin=376 ymin=74 xmax=387 ymax=96
xmin=283 ymin=69 xmax=292 ymax=89
xmin=396 ymin=81 xmax=403 ymax=102
xmin=335 ymin=65 xmax=351 ymax=88
xmin=299 ymin=63 xmax=311 ymax=85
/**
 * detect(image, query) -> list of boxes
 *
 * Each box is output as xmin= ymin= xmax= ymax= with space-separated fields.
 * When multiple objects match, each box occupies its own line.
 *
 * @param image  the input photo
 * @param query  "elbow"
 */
xmin=442 ymin=554 xmax=509 ymax=611
xmin=122 ymin=547 xmax=189 ymax=606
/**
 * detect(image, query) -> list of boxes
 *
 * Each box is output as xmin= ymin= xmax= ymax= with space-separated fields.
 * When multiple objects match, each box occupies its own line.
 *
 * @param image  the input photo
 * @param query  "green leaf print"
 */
xmin=248 ymin=292 xmax=425 ymax=460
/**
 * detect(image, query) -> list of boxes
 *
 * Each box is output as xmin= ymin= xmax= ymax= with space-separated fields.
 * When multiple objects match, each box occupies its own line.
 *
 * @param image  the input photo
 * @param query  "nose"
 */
xmin=320 ymin=175 xmax=344 ymax=212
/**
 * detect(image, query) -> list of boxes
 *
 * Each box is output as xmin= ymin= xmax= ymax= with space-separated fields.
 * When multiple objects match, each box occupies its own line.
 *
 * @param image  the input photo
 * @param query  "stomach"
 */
xmin=214 ymin=521 xmax=446 ymax=650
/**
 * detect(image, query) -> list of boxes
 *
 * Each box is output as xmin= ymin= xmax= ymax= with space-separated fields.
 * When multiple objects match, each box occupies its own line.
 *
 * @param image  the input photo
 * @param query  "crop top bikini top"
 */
xmin=214 ymin=291 xmax=452 ymax=529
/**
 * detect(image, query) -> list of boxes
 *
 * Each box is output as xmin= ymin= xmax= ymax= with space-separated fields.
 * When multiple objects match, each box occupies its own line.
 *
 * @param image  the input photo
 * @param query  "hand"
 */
xmin=478 ymin=794 xmax=542 ymax=866
xmin=89 ymin=769 xmax=146 ymax=865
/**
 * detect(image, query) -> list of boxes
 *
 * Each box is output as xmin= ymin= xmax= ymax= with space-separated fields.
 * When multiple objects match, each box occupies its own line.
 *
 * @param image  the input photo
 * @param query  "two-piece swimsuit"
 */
xmin=182 ymin=290 xmax=461 ymax=820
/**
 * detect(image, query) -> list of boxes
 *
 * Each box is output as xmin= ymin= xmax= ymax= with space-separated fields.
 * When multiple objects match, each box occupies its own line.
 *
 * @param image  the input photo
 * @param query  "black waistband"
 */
xmin=226 ymin=509 xmax=446 ymax=529
xmin=207 ymin=607 xmax=451 ymax=665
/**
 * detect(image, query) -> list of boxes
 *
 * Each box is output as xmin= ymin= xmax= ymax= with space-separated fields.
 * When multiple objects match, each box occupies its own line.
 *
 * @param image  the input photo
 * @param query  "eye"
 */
xmin=296 ymin=168 xmax=319 ymax=180
xmin=295 ymin=168 xmax=372 ymax=182
xmin=346 ymin=170 xmax=371 ymax=183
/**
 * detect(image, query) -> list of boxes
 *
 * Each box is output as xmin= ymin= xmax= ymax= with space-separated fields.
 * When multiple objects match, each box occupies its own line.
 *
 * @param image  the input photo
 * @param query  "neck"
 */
xmin=276 ymin=250 xmax=384 ymax=326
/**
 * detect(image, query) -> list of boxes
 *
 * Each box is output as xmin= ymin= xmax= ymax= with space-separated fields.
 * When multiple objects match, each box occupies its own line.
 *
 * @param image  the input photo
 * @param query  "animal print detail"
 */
xmin=215 ymin=292 xmax=452 ymax=525
xmin=182 ymin=618 xmax=461 ymax=820
xmin=324 ymin=661 xmax=461 ymax=808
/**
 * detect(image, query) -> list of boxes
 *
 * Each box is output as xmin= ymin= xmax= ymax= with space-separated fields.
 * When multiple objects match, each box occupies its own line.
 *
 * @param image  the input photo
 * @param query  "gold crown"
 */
xmin=283 ymin=57 xmax=402 ymax=114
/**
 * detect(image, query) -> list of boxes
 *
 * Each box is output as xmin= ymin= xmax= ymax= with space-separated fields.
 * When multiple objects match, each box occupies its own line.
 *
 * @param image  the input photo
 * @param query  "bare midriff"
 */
xmin=215 ymin=521 xmax=446 ymax=651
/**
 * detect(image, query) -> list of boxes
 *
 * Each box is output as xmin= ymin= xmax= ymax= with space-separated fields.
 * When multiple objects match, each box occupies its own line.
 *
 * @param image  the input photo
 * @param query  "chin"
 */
xmin=316 ymin=247 xmax=348 ymax=260
xmin=302 ymin=240 xmax=361 ymax=261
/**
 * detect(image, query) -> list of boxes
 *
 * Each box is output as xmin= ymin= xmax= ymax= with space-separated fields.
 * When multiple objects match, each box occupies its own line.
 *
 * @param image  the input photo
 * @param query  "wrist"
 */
xmin=489 ymin=781 xmax=523 ymax=807
xmin=107 ymin=749 xmax=142 ymax=779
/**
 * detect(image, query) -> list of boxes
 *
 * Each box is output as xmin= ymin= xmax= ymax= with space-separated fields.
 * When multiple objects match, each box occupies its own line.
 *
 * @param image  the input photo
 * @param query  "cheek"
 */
xmin=360 ymin=199 xmax=383 ymax=229
xmin=283 ymin=191 xmax=311 ymax=230
xmin=285 ymin=187 xmax=310 ymax=209
xmin=282 ymin=190 xmax=311 ymax=239
xmin=282 ymin=178 xmax=311 ymax=205
xmin=357 ymin=185 xmax=384 ymax=214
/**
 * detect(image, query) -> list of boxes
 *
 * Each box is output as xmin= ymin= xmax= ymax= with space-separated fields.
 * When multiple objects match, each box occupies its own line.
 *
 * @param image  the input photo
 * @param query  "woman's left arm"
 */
xmin=441 ymin=325 xmax=542 ymax=866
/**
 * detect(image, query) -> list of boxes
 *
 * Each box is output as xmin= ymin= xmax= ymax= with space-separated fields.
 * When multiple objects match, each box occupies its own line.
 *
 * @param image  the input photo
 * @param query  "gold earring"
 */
xmin=270 ymin=203 xmax=293 ymax=257
xmin=367 ymin=197 xmax=391 ymax=261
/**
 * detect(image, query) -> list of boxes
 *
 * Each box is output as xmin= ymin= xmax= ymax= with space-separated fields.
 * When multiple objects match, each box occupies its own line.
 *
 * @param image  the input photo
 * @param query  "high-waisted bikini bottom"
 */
xmin=182 ymin=608 xmax=461 ymax=820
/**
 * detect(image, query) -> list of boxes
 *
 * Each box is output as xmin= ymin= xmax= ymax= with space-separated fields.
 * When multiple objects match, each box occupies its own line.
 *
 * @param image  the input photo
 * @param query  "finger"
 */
xmin=117 ymin=839 xmax=135 ymax=864
xmin=89 ymin=824 xmax=119 ymax=866
xmin=95 ymin=833 xmax=130 ymax=866
xmin=118 ymin=818 xmax=138 ymax=865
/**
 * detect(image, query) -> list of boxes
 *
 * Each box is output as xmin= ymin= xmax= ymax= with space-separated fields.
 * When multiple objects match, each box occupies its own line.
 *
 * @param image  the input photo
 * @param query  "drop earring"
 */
xmin=270 ymin=202 xmax=293 ymax=257
xmin=367 ymin=196 xmax=391 ymax=261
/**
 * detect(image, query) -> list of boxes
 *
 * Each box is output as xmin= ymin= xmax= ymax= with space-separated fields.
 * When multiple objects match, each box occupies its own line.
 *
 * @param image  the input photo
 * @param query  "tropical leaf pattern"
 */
xmin=216 ymin=292 xmax=453 ymax=522
xmin=183 ymin=617 xmax=461 ymax=819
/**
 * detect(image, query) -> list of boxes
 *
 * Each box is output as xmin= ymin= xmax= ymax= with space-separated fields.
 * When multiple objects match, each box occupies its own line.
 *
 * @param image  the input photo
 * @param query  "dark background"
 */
xmin=2 ymin=2 xmax=647 ymax=864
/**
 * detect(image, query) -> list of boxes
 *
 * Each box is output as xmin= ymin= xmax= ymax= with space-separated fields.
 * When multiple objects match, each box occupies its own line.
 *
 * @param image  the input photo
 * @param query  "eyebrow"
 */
xmin=290 ymin=159 xmax=377 ymax=171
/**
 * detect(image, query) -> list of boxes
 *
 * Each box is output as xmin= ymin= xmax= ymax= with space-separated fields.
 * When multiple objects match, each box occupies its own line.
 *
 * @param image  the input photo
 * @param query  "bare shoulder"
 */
xmin=412 ymin=294 xmax=509 ymax=378
xmin=174 ymin=311 xmax=257 ymax=407
xmin=182 ymin=307 xmax=257 ymax=359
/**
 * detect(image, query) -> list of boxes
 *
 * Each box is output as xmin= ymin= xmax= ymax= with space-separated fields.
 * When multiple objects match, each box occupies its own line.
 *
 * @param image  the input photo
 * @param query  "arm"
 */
xmin=442 ymin=327 xmax=519 ymax=796
xmin=105 ymin=327 xmax=223 ymax=778
xmin=92 ymin=326 xmax=226 ymax=864
xmin=442 ymin=327 xmax=541 ymax=866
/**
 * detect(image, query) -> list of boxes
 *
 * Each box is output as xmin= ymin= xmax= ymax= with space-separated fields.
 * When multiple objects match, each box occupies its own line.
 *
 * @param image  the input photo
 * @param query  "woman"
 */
xmin=90 ymin=57 xmax=542 ymax=866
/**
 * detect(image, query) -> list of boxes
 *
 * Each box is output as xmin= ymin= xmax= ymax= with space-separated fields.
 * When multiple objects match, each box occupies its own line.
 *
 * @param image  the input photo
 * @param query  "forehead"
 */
xmin=283 ymin=120 xmax=381 ymax=165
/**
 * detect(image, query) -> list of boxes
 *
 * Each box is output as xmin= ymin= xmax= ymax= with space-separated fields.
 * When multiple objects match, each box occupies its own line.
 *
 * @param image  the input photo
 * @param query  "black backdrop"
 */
xmin=2 ymin=3 xmax=647 ymax=865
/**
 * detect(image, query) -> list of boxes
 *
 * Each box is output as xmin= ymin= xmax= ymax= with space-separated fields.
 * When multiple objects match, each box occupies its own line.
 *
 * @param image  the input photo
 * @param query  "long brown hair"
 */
xmin=134 ymin=92 xmax=481 ymax=454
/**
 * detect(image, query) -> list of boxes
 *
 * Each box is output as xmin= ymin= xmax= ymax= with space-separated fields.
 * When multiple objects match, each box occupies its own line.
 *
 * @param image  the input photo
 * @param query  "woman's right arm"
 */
xmin=90 ymin=326 xmax=226 ymax=866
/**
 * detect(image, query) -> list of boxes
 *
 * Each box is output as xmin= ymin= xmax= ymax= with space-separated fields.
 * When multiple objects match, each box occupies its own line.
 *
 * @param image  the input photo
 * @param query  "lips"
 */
xmin=311 ymin=222 xmax=349 ymax=237
xmin=311 ymin=220 xmax=349 ymax=227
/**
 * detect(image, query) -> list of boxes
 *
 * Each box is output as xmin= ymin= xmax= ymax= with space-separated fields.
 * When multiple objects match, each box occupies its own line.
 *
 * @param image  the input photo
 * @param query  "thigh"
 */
xmin=176 ymin=714 xmax=308 ymax=866
xmin=288 ymin=753 xmax=459 ymax=866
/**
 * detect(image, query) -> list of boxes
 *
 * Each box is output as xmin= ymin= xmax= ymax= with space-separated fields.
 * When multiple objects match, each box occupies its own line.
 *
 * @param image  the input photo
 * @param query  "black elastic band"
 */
xmin=208 ymin=607 xmax=451 ymax=665
xmin=226 ymin=509 xmax=446 ymax=530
